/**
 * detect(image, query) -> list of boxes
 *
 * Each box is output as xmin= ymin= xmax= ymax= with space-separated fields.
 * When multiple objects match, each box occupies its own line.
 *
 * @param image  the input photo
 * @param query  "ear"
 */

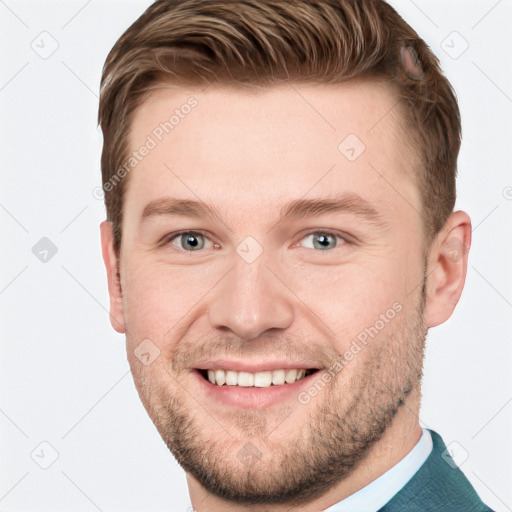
xmin=100 ymin=220 xmax=126 ymax=333
xmin=424 ymin=210 xmax=472 ymax=328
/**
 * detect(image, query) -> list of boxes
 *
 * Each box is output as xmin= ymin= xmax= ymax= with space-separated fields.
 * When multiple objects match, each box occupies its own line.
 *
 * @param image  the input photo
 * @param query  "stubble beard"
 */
xmin=130 ymin=284 xmax=427 ymax=508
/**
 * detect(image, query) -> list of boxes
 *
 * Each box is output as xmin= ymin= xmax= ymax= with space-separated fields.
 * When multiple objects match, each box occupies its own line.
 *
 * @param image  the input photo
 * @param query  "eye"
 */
xmin=165 ymin=230 xmax=217 ymax=252
xmin=298 ymin=231 xmax=346 ymax=250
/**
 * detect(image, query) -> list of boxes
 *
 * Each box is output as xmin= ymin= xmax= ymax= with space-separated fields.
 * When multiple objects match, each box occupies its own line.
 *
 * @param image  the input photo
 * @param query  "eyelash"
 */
xmin=162 ymin=229 xmax=350 ymax=253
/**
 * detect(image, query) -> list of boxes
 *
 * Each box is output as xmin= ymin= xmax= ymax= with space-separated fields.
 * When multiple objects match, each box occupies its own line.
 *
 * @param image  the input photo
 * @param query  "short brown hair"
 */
xmin=98 ymin=0 xmax=461 ymax=257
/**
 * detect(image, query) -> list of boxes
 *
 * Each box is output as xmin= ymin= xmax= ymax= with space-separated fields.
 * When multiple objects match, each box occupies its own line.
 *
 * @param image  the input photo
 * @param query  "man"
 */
xmin=98 ymin=1 xmax=493 ymax=510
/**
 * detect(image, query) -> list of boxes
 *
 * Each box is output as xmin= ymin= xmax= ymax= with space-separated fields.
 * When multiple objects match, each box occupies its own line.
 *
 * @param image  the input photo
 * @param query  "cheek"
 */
xmin=122 ymin=260 xmax=177 ymax=342
xmin=121 ymin=257 xmax=221 ymax=344
xmin=283 ymin=248 xmax=419 ymax=344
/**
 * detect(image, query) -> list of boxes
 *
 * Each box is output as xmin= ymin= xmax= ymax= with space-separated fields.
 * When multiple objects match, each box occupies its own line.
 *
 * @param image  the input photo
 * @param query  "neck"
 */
xmin=187 ymin=386 xmax=423 ymax=512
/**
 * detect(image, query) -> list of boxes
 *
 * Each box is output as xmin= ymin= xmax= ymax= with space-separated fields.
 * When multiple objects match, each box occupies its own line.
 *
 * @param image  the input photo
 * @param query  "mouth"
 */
xmin=196 ymin=368 xmax=320 ymax=387
xmin=192 ymin=367 xmax=323 ymax=409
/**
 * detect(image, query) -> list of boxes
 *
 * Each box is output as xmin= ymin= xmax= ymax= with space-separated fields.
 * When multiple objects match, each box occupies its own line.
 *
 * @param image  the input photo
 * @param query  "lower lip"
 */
xmin=191 ymin=370 xmax=321 ymax=409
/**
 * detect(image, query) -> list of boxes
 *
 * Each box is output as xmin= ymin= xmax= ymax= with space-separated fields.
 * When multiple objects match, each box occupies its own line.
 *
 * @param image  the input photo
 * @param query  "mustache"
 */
xmin=171 ymin=335 xmax=338 ymax=371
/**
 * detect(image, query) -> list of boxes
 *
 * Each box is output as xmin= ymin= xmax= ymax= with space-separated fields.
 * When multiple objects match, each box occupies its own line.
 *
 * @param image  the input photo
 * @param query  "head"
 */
xmin=99 ymin=0 xmax=471 ymax=508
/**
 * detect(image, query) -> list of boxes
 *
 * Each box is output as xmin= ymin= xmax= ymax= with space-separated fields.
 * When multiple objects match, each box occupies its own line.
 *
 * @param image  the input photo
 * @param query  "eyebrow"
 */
xmin=278 ymin=193 xmax=386 ymax=227
xmin=140 ymin=193 xmax=387 ymax=229
xmin=141 ymin=197 xmax=219 ymax=222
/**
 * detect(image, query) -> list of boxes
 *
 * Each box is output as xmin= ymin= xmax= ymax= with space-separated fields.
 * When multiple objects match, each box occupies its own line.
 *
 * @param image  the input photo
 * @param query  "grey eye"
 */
xmin=171 ymin=232 xmax=207 ymax=251
xmin=302 ymin=232 xmax=340 ymax=250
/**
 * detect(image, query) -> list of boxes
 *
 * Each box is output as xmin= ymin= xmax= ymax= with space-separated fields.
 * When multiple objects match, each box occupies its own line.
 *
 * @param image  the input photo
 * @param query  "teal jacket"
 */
xmin=378 ymin=429 xmax=494 ymax=511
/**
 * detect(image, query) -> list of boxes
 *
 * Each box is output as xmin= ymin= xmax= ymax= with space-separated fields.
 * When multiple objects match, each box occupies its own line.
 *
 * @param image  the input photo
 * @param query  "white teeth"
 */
xmin=225 ymin=370 xmax=238 ymax=386
xmin=253 ymin=371 xmax=272 ymax=387
xmin=238 ymin=371 xmax=254 ymax=387
xmin=204 ymin=368 xmax=311 ymax=387
xmin=272 ymin=369 xmax=285 ymax=385
xmin=285 ymin=369 xmax=297 ymax=383
xmin=214 ymin=369 xmax=226 ymax=386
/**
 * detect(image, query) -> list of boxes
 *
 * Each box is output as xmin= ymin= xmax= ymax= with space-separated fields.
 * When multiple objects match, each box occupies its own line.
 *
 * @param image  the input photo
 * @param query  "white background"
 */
xmin=1 ymin=0 xmax=511 ymax=510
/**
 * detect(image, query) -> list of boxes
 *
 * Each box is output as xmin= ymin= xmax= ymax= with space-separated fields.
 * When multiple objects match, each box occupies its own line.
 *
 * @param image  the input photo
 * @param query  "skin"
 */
xmin=100 ymin=81 xmax=471 ymax=511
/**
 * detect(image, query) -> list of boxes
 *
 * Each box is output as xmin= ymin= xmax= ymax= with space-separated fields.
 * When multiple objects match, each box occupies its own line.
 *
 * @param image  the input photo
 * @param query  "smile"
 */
xmin=200 ymin=368 xmax=317 ymax=387
xmin=193 ymin=367 xmax=322 ymax=409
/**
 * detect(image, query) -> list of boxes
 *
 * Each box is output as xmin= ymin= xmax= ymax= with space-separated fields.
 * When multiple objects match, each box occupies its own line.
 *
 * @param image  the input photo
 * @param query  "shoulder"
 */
xmin=378 ymin=429 xmax=495 ymax=512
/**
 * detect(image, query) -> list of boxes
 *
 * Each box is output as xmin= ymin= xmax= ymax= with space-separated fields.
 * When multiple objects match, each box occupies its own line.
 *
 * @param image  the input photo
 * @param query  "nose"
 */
xmin=208 ymin=254 xmax=294 ymax=340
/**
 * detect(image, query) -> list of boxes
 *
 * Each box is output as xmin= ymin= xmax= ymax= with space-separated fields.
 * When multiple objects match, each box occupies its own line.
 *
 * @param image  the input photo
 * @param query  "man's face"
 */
xmin=112 ymin=81 xmax=428 ymax=505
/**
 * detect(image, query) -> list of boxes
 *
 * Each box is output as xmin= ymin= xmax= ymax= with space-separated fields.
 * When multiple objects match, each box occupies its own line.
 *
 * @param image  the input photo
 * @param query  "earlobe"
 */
xmin=100 ymin=220 xmax=126 ymax=334
xmin=424 ymin=211 xmax=472 ymax=328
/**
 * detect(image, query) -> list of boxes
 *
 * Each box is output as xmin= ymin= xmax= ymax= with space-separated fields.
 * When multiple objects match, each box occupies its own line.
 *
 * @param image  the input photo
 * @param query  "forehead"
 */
xmin=123 ymin=81 xmax=420 ymax=228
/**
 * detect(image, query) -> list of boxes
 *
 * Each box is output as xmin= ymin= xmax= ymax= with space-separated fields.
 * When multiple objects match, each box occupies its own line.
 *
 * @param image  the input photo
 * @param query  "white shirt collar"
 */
xmin=323 ymin=428 xmax=433 ymax=512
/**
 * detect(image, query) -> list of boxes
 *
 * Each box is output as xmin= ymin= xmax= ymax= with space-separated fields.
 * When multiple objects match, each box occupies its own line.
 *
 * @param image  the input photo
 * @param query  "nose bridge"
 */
xmin=208 ymin=248 xmax=294 ymax=339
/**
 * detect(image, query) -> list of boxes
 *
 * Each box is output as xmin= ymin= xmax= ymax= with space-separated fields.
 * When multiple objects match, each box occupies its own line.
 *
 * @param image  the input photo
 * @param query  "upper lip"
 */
xmin=193 ymin=358 xmax=323 ymax=373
